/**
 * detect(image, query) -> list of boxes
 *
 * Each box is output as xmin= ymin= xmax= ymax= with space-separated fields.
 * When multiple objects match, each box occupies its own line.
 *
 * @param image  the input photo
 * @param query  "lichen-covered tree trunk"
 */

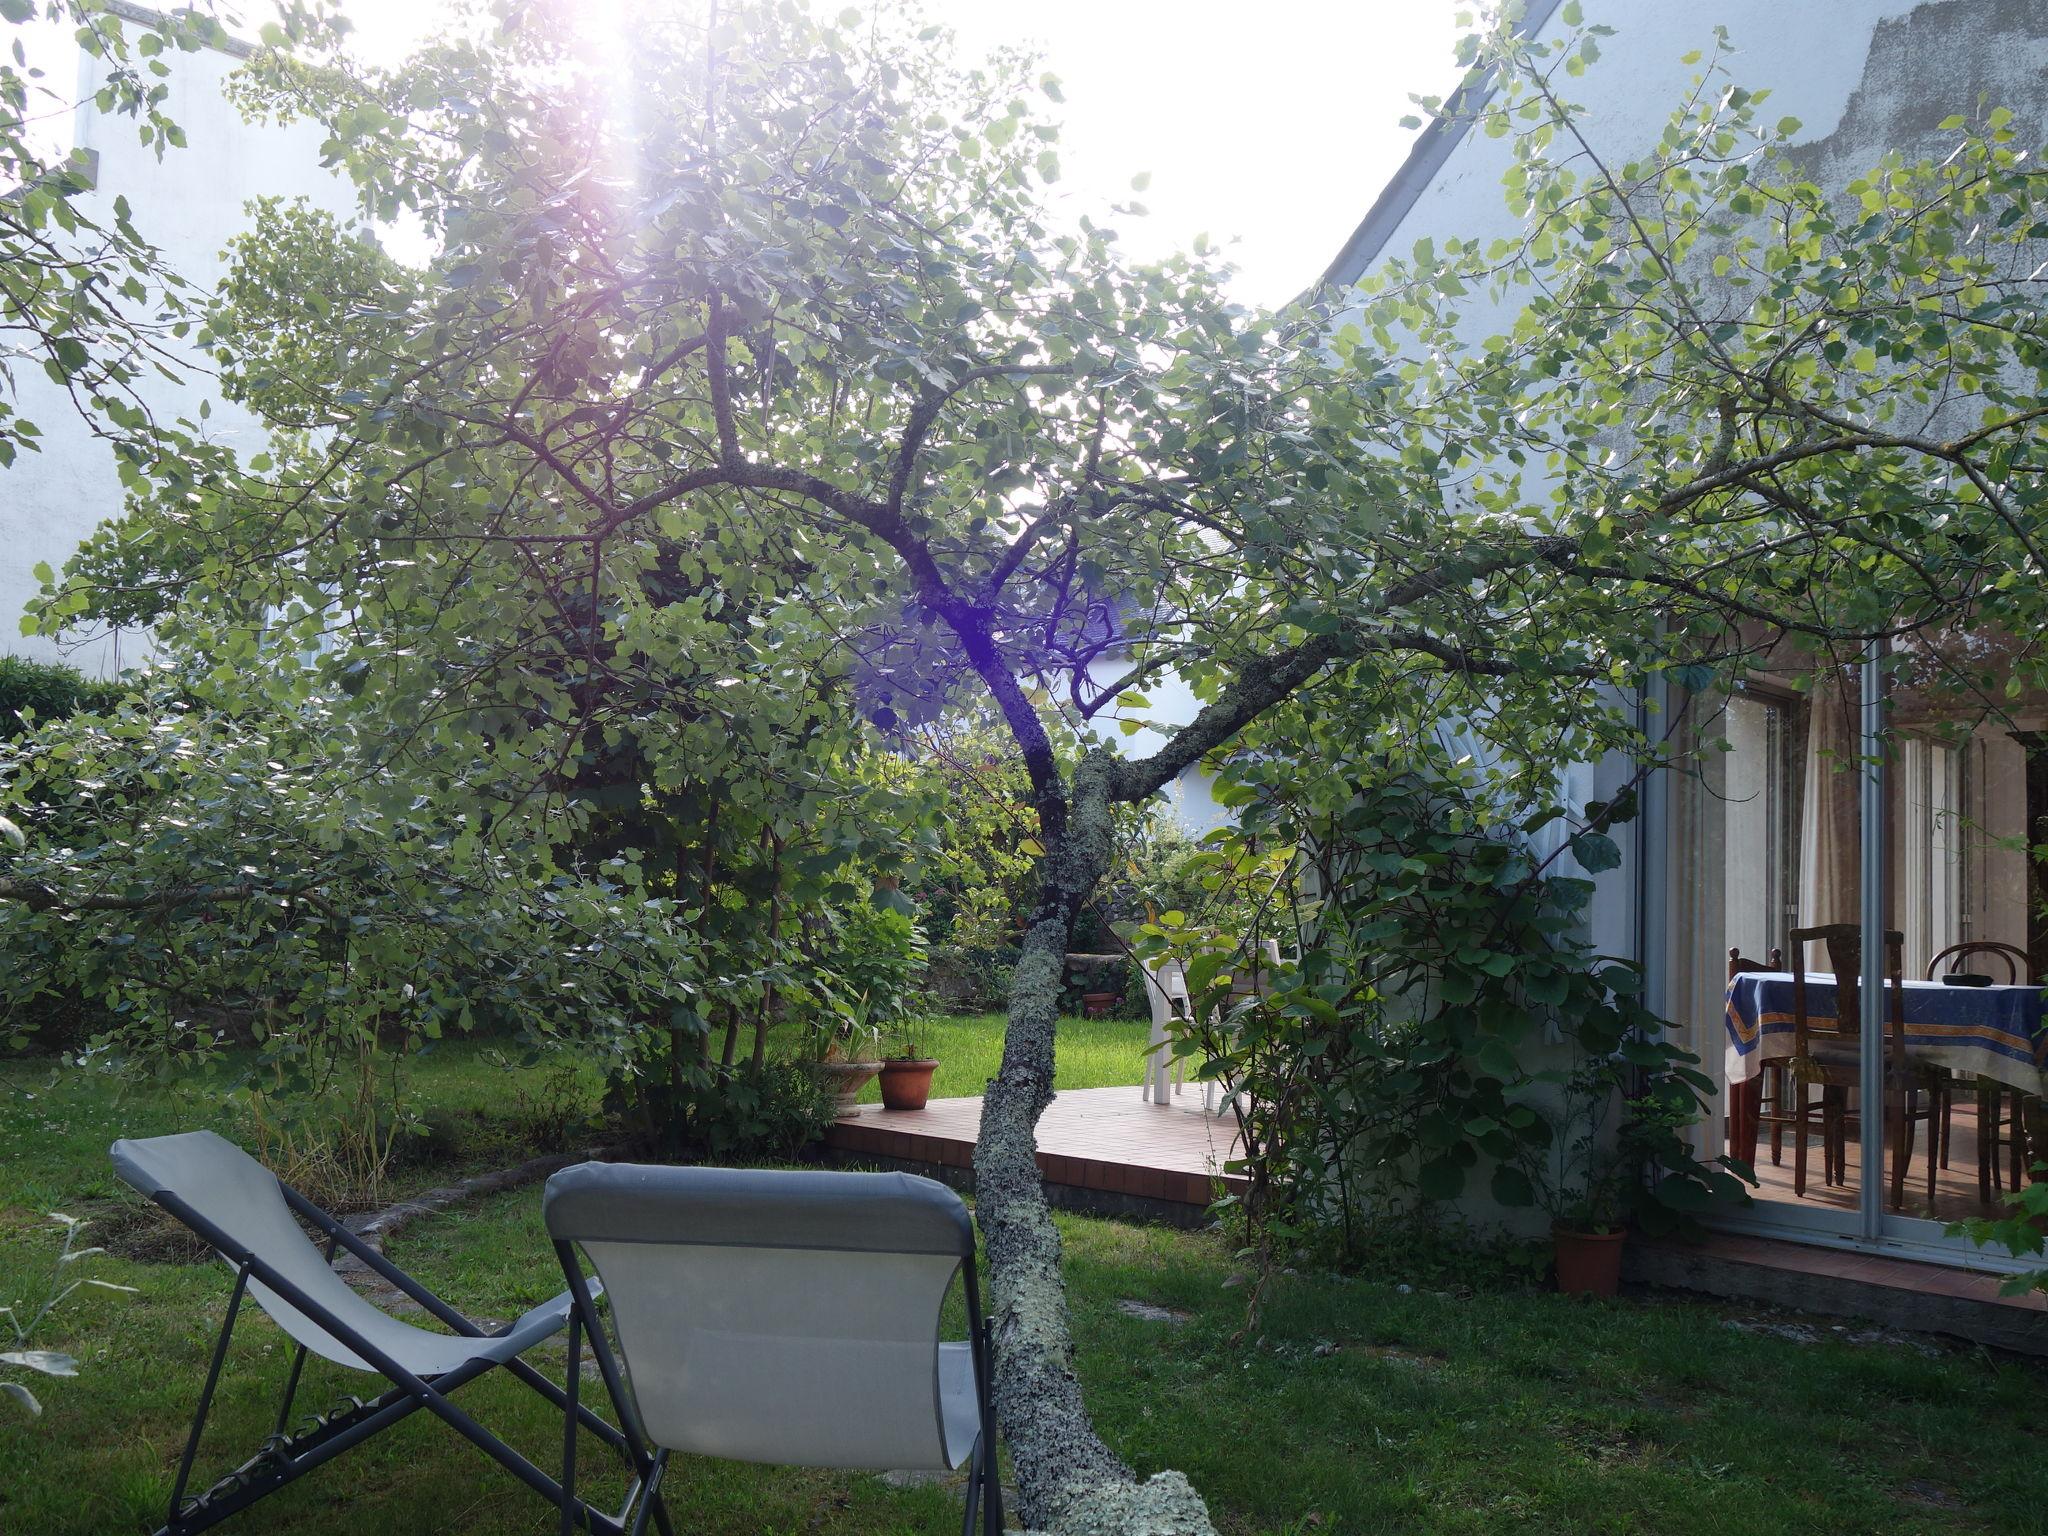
xmin=971 ymin=752 xmax=1220 ymax=1535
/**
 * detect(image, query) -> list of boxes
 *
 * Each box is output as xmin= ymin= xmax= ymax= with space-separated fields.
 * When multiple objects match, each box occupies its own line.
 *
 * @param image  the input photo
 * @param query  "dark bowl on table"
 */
xmin=1940 ymin=971 xmax=1994 ymax=988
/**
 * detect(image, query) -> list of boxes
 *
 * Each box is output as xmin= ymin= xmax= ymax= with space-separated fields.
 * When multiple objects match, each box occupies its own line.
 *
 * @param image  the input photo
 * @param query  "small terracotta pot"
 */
xmin=816 ymin=1060 xmax=881 ymax=1118
xmin=1082 ymin=990 xmax=1119 ymax=1018
xmin=1553 ymin=1224 xmax=1626 ymax=1297
xmin=878 ymin=1058 xmax=939 ymax=1112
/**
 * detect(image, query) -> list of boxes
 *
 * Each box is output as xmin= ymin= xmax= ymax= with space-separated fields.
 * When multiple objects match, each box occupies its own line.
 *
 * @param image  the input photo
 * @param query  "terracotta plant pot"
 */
xmin=816 ymin=1060 xmax=881 ymax=1118
xmin=878 ymin=1058 xmax=939 ymax=1112
xmin=1081 ymin=991 xmax=1119 ymax=1018
xmin=1552 ymin=1224 xmax=1626 ymax=1297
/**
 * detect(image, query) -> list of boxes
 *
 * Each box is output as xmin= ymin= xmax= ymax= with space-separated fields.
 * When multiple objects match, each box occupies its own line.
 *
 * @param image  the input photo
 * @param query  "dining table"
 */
xmin=1722 ymin=970 xmax=2048 ymax=1168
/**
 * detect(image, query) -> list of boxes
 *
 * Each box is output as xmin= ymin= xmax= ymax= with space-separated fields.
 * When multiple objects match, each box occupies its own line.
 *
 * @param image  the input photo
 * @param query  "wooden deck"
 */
xmin=824 ymin=1084 xmax=1244 ymax=1211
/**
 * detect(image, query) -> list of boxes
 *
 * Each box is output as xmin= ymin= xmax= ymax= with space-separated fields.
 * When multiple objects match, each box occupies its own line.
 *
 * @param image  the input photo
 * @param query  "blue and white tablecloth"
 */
xmin=1724 ymin=971 xmax=2048 ymax=1097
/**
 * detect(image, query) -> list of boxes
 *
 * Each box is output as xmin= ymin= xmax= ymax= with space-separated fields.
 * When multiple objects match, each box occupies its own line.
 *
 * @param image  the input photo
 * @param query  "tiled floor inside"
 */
xmin=1745 ymin=1096 xmax=2033 ymax=1225
xmin=824 ymin=1083 xmax=1244 ymax=1207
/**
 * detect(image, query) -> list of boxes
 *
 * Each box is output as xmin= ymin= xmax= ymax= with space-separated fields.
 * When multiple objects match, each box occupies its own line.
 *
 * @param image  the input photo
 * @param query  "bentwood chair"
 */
xmin=1789 ymin=924 xmax=1942 ymax=1209
xmin=110 ymin=1132 xmax=611 ymax=1536
xmin=1926 ymin=940 xmax=2035 ymax=1200
xmin=544 ymin=1163 xmax=1003 ymax=1536
xmin=1726 ymin=948 xmax=1786 ymax=1165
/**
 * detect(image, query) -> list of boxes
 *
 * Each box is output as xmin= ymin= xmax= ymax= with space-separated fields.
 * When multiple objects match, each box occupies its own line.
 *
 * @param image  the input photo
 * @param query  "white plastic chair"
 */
xmin=544 ymin=1163 xmax=1002 ymax=1536
xmin=1141 ymin=957 xmax=1191 ymax=1103
xmin=1204 ymin=939 xmax=1285 ymax=1115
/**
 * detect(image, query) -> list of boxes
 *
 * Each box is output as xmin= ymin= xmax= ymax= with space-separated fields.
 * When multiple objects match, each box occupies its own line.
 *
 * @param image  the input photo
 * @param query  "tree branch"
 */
xmin=0 ymin=877 xmax=292 ymax=913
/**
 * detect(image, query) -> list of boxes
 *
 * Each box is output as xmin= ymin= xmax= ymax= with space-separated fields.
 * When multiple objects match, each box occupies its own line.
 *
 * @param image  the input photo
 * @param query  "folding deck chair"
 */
xmin=544 ymin=1162 xmax=1004 ymax=1536
xmin=111 ymin=1130 xmax=626 ymax=1536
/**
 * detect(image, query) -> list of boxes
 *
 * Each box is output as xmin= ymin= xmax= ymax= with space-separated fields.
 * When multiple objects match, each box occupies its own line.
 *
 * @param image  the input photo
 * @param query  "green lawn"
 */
xmin=850 ymin=1011 xmax=1149 ymax=1103
xmin=4 ymin=1037 xmax=2046 ymax=1534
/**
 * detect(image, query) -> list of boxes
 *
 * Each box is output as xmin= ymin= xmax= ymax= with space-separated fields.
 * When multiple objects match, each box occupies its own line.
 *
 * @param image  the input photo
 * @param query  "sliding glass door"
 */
xmin=1682 ymin=668 xmax=2038 ymax=1271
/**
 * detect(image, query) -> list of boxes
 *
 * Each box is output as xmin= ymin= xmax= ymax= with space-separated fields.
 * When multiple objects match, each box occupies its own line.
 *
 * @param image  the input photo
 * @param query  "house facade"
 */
xmin=1324 ymin=0 xmax=2048 ymax=1267
xmin=3 ymin=2 xmax=350 ymax=676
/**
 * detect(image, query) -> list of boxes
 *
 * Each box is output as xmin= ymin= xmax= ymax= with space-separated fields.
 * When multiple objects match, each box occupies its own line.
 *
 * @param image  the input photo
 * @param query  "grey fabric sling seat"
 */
xmin=111 ymin=1130 xmax=632 ymax=1536
xmin=544 ymin=1162 xmax=1003 ymax=1536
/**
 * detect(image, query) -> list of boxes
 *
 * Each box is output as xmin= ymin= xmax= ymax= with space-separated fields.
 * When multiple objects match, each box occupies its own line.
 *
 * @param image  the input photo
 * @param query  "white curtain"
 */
xmin=1796 ymin=668 xmax=1861 ymax=970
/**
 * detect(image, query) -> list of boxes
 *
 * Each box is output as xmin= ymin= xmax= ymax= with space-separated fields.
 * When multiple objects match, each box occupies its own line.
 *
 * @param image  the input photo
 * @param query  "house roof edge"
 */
xmin=1314 ymin=0 xmax=1566 ymax=294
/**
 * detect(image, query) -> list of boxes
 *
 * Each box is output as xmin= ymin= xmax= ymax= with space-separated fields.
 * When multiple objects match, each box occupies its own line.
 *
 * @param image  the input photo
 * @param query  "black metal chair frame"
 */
xmin=551 ymin=1237 xmax=1006 ymax=1536
xmin=139 ymin=1181 xmax=634 ymax=1536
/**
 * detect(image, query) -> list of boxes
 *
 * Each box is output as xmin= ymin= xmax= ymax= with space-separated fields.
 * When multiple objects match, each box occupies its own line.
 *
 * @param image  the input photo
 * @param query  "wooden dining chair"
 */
xmin=1727 ymin=947 xmax=1786 ymax=1165
xmin=1925 ymin=940 xmax=2034 ymax=1201
xmin=1789 ymin=924 xmax=1941 ymax=1210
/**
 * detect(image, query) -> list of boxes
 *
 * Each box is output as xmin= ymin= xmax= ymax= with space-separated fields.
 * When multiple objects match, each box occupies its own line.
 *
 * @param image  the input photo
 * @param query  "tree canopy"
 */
xmin=11 ymin=3 xmax=2048 ymax=1529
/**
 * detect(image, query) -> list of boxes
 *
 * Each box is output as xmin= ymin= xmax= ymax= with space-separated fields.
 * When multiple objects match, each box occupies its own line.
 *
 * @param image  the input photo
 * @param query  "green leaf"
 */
xmin=1418 ymin=1156 xmax=1465 ymax=1201
xmin=1475 ymin=1038 xmax=1521 ymax=1082
xmin=1569 ymin=832 xmax=1621 ymax=873
xmin=1491 ymin=1165 xmax=1536 ymax=1206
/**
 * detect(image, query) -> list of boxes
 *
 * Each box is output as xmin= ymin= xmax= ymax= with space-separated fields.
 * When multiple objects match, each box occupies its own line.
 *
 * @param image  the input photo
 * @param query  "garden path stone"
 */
xmin=328 ymin=1144 xmax=620 ymax=1317
xmin=1114 ymin=1299 xmax=1189 ymax=1324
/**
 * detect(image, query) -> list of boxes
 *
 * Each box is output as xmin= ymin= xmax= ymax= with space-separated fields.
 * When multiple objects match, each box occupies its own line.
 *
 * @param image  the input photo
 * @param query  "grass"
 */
xmin=4 ymin=1033 xmax=2047 ymax=1534
xmin=851 ymin=1011 xmax=1148 ymax=1103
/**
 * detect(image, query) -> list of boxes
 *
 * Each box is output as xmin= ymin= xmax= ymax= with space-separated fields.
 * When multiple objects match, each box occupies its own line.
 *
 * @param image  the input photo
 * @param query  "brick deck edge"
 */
xmin=1625 ymin=1235 xmax=2048 ymax=1356
xmin=820 ymin=1144 xmax=1220 ymax=1229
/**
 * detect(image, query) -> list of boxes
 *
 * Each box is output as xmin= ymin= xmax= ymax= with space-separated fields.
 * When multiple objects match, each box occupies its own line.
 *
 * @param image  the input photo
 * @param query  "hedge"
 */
xmin=0 ymin=655 xmax=128 ymax=738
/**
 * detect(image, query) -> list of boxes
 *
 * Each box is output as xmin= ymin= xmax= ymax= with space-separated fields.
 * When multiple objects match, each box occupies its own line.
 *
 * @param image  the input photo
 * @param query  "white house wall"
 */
xmin=1325 ymin=1 xmax=2048 ymax=1232
xmin=1327 ymin=0 xmax=2048 ymax=987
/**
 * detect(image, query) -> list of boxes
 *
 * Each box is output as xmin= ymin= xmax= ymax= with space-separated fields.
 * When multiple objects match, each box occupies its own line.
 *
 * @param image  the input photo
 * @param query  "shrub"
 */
xmin=1947 ymin=1160 xmax=2048 ymax=1295
xmin=816 ymin=897 xmax=927 ymax=1032
xmin=607 ymin=1057 xmax=836 ymax=1161
xmin=1140 ymin=768 xmax=1754 ymax=1260
xmin=0 ymin=679 xmax=705 ymax=1196
xmin=0 ymin=657 xmax=127 ymax=739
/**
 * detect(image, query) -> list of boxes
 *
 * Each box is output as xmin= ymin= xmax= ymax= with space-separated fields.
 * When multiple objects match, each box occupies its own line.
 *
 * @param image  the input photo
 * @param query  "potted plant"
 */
xmin=1536 ymin=1054 xmax=1634 ymax=1297
xmin=810 ymin=989 xmax=883 ymax=1118
xmin=877 ymin=1015 xmax=940 ymax=1111
xmin=1550 ymin=1173 xmax=1631 ymax=1298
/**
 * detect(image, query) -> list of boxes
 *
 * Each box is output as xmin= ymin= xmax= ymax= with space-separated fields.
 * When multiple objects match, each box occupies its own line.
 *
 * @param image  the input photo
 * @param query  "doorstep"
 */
xmin=1626 ymin=1230 xmax=2048 ymax=1356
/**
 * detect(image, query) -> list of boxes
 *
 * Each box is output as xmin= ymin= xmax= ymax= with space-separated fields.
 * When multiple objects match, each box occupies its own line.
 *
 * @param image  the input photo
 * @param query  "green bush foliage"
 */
xmin=0 ymin=657 xmax=127 ymax=739
xmin=1141 ymin=763 xmax=1753 ymax=1261
xmin=608 ymin=1057 xmax=837 ymax=1161
xmin=1947 ymin=1156 xmax=2048 ymax=1295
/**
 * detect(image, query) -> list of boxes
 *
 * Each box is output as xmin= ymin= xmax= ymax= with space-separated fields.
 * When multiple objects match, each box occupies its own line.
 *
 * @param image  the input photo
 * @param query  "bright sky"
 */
xmin=338 ymin=0 xmax=1472 ymax=306
xmin=21 ymin=1 xmax=1469 ymax=306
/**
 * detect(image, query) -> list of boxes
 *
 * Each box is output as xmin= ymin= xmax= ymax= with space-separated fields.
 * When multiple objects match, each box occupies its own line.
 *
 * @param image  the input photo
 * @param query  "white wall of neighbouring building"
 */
xmin=3 ymin=4 xmax=353 ymax=676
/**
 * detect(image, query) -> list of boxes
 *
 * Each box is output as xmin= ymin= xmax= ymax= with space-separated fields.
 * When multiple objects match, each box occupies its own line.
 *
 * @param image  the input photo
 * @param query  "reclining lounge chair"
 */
xmin=112 ymin=1130 xmax=622 ymax=1536
xmin=543 ymin=1162 xmax=1003 ymax=1536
